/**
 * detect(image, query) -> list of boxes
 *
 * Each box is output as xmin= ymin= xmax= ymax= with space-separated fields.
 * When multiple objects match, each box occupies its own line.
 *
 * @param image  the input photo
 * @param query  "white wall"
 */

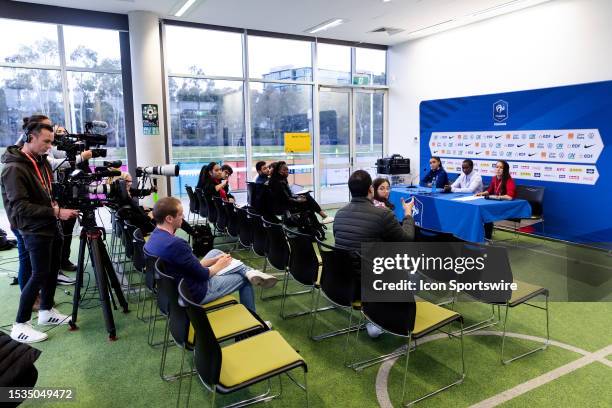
xmin=387 ymin=0 xmax=612 ymax=179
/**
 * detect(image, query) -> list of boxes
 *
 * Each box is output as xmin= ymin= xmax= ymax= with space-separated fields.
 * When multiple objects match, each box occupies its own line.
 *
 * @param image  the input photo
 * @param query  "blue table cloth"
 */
xmin=389 ymin=187 xmax=532 ymax=242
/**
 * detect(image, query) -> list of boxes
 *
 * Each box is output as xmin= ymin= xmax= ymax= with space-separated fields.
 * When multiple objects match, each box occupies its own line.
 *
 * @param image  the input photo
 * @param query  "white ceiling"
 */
xmin=15 ymin=0 xmax=551 ymax=45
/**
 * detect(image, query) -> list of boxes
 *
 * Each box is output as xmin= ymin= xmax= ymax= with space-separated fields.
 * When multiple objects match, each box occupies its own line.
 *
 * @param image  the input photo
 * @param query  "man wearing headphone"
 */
xmin=1 ymin=121 xmax=79 ymax=343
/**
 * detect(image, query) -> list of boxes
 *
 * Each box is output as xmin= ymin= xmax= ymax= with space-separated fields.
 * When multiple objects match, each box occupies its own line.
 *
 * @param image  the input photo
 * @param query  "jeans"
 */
xmin=16 ymin=230 xmax=63 ymax=323
xmin=199 ymin=249 xmax=256 ymax=312
xmin=11 ymin=228 xmax=32 ymax=291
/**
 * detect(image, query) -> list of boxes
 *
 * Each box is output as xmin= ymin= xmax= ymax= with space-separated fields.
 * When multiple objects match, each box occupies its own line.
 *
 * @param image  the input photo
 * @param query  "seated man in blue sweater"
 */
xmin=144 ymin=197 xmax=277 ymax=311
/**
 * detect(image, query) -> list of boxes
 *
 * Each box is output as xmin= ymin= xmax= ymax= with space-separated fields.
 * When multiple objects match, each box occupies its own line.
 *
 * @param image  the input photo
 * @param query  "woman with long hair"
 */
xmin=372 ymin=177 xmax=395 ymax=210
xmin=421 ymin=156 xmax=449 ymax=188
xmin=201 ymin=161 xmax=234 ymax=203
xmin=268 ymin=161 xmax=333 ymax=223
xmin=476 ymin=160 xmax=516 ymax=200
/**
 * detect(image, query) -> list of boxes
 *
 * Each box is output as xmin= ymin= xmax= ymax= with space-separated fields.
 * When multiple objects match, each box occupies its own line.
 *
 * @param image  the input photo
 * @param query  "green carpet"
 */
xmin=0 ymin=230 xmax=610 ymax=408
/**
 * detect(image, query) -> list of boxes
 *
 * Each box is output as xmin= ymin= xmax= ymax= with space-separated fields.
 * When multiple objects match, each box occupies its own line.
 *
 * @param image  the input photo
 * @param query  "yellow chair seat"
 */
xmin=188 ymin=304 xmax=263 ymax=344
xmin=509 ymin=280 xmax=547 ymax=307
xmin=413 ymin=301 xmax=460 ymax=338
xmin=202 ymin=295 xmax=236 ymax=311
xmin=219 ymin=331 xmax=304 ymax=388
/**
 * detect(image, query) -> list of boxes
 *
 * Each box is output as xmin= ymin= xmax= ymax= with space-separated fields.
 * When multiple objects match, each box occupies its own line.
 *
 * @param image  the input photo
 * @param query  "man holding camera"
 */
xmin=1 ymin=121 xmax=79 ymax=343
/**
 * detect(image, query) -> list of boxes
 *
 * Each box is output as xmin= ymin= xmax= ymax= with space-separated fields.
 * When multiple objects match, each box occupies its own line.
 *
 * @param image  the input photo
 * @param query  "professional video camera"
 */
xmin=52 ymin=121 xmax=109 ymax=163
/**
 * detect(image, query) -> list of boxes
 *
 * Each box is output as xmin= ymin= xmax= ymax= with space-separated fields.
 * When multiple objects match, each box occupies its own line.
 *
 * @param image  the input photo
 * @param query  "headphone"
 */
xmin=21 ymin=122 xmax=53 ymax=144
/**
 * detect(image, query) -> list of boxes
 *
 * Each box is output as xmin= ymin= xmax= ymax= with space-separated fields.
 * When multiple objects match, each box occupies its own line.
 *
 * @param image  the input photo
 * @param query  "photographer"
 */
xmin=16 ymin=115 xmax=93 ymax=284
xmin=1 ymin=121 xmax=79 ymax=344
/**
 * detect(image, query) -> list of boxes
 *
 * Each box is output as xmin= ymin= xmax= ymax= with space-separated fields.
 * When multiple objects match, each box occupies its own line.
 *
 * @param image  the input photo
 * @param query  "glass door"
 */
xmin=317 ymin=87 xmax=385 ymax=206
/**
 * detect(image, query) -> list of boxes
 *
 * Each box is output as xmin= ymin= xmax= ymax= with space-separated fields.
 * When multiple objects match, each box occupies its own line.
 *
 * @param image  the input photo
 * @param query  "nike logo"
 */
xmin=554 ymin=135 xmax=562 ymax=138
xmin=528 ymin=153 xmax=536 ymax=156
xmin=449 ymin=136 xmax=454 ymax=139
xmin=517 ymin=144 xmax=525 ymax=147
xmin=584 ymin=144 xmax=594 ymax=148
xmin=465 ymin=143 xmax=471 ymax=147
xmin=475 ymin=152 xmax=482 ymax=155
xmin=495 ymin=135 xmax=502 ymax=139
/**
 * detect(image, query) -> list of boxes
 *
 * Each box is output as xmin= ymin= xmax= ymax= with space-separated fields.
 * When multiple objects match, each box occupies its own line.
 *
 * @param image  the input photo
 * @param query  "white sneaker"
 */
xmin=366 ymin=322 xmax=384 ymax=338
xmin=245 ymin=270 xmax=279 ymax=289
xmin=320 ymin=216 xmax=334 ymax=224
xmin=11 ymin=322 xmax=48 ymax=343
xmin=38 ymin=308 xmax=70 ymax=326
xmin=57 ymin=272 xmax=75 ymax=286
xmin=264 ymin=320 xmax=273 ymax=329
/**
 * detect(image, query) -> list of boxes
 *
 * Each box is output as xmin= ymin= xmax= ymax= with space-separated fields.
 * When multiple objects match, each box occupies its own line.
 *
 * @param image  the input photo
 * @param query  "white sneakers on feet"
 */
xmin=57 ymin=272 xmax=76 ymax=286
xmin=245 ymin=269 xmax=279 ymax=289
xmin=320 ymin=216 xmax=334 ymax=224
xmin=38 ymin=308 xmax=70 ymax=326
xmin=11 ymin=322 xmax=48 ymax=343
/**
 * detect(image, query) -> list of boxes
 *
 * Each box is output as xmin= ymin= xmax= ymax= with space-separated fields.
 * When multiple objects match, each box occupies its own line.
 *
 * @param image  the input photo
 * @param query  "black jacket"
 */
xmin=0 ymin=332 xmax=41 ymax=387
xmin=268 ymin=177 xmax=300 ymax=214
xmin=1 ymin=146 xmax=57 ymax=236
xmin=333 ymin=197 xmax=415 ymax=252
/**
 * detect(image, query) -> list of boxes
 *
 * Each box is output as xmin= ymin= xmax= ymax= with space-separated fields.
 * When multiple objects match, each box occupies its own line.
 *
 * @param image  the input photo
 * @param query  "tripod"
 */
xmin=69 ymin=209 xmax=129 ymax=340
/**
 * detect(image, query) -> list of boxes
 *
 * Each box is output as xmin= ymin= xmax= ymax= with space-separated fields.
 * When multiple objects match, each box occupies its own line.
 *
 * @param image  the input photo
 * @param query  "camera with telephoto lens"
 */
xmin=52 ymin=121 xmax=108 ymax=163
xmin=135 ymin=164 xmax=179 ymax=177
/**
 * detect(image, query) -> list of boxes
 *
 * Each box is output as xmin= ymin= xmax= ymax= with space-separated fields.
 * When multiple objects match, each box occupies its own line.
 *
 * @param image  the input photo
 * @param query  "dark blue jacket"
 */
xmin=421 ymin=168 xmax=448 ymax=188
xmin=144 ymin=228 xmax=210 ymax=302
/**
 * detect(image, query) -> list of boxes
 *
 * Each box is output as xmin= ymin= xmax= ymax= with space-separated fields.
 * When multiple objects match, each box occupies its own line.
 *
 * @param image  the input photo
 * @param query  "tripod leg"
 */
xmin=69 ymin=230 xmax=88 ymax=330
xmin=99 ymin=238 xmax=129 ymax=313
xmin=89 ymin=236 xmax=119 ymax=340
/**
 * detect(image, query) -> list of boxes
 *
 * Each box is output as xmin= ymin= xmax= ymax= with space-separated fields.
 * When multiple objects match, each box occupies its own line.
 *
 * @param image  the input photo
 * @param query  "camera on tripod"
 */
xmin=53 ymin=121 xmax=108 ymax=163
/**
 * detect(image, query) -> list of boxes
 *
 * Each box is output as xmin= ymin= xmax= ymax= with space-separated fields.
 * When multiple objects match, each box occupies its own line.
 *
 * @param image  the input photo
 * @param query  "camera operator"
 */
xmin=15 ymin=115 xmax=94 ymax=285
xmin=1 ymin=121 xmax=79 ymax=344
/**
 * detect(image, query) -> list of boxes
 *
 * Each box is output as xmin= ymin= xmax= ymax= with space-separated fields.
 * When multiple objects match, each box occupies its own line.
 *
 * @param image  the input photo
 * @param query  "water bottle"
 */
xmin=431 ymin=175 xmax=437 ymax=194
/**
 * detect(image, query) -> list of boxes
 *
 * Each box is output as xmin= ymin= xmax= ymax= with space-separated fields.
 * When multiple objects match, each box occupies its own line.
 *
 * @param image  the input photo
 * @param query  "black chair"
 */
xmin=246 ymin=181 xmax=256 ymax=207
xmin=143 ymin=250 xmax=163 ymax=347
xmin=132 ymin=228 xmax=148 ymax=321
xmin=247 ymin=209 xmax=268 ymax=269
xmin=235 ymin=205 xmax=254 ymax=250
xmin=212 ymin=196 xmax=228 ymax=234
xmin=122 ymin=221 xmax=139 ymax=299
xmin=260 ymin=218 xmax=311 ymax=302
xmin=179 ymin=279 xmax=308 ymax=408
xmin=195 ymin=187 xmax=208 ymax=221
xmin=310 ymin=239 xmax=365 ymax=341
xmin=514 ymin=184 xmax=545 ymax=230
xmin=281 ymin=227 xmax=335 ymax=319
xmin=185 ymin=185 xmax=200 ymax=224
xmin=205 ymin=194 xmax=219 ymax=231
xmin=223 ymin=200 xmax=239 ymax=239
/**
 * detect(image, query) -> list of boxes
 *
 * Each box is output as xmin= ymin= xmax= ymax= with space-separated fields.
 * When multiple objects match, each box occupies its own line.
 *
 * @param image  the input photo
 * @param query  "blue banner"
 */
xmin=420 ymin=81 xmax=612 ymax=244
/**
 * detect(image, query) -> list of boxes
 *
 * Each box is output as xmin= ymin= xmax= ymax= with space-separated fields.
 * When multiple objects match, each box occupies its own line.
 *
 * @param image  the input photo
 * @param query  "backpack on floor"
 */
xmin=191 ymin=224 xmax=214 ymax=257
xmin=0 ymin=228 xmax=16 ymax=251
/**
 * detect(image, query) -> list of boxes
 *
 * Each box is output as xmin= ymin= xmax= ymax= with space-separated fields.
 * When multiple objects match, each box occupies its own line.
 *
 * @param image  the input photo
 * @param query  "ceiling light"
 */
xmin=174 ymin=0 xmax=197 ymax=17
xmin=306 ymin=18 xmax=346 ymax=34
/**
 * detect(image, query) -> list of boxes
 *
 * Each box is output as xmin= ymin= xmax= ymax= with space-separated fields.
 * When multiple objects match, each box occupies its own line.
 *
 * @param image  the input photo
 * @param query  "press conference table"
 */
xmin=389 ymin=187 xmax=532 ymax=243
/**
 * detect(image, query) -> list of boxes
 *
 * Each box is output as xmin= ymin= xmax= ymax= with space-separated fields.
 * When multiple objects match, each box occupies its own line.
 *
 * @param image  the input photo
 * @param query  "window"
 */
xmin=317 ymin=43 xmax=350 ymax=85
xmin=165 ymin=26 xmax=243 ymax=77
xmin=250 ymin=83 xmax=314 ymax=189
xmin=248 ymin=36 xmax=312 ymax=80
xmin=168 ymin=78 xmax=246 ymax=193
xmin=355 ymin=48 xmax=386 ymax=85
xmin=0 ymin=19 xmax=126 ymax=162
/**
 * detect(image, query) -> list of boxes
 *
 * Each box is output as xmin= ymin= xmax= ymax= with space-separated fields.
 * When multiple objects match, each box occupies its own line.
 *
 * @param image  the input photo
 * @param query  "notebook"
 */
xmin=215 ymin=259 xmax=244 ymax=275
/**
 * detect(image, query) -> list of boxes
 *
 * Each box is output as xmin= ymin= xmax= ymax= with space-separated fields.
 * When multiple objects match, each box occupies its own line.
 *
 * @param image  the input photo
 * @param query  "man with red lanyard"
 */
xmin=1 ymin=121 xmax=79 ymax=343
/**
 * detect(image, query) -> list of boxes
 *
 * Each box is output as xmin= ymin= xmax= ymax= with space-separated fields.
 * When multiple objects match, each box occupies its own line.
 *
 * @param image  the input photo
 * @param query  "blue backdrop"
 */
xmin=419 ymin=80 xmax=612 ymax=244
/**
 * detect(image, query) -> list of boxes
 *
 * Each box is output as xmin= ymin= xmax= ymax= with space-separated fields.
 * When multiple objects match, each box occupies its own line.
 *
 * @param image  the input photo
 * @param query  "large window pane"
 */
xmin=355 ymin=92 xmax=384 ymax=174
xmin=0 ymin=67 xmax=64 ymax=146
xmin=250 ymin=83 xmax=314 ymax=190
xmin=248 ymin=36 xmax=312 ymax=81
xmin=355 ymin=48 xmax=386 ymax=85
xmin=63 ymin=26 xmax=121 ymax=70
xmin=67 ymin=71 xmax=126 ymax=162
xmin=317 ymin=43 xmax=350 ymax=85
xmin=165 ymin=26 xmax=243 ymax=77
xmin=169 ymin=78 xmax=246 ymax=195
xmin=0 ymin=19 xmax=59 ymax=66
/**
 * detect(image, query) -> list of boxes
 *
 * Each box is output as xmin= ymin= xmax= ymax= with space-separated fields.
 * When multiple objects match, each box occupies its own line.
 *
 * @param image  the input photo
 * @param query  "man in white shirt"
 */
xmin=445 ymin=159 xmax=483 ymax=193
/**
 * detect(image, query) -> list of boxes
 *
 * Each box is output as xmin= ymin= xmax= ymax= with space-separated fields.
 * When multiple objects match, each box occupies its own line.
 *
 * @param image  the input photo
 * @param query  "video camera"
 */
xmin=52 ymin=121 xmax=109 ymax=163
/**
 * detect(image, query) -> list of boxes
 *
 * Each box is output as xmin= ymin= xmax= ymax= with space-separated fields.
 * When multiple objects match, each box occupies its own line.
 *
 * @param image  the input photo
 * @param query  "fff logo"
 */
xmin=493 ymin=100 xmax=509 ymax=123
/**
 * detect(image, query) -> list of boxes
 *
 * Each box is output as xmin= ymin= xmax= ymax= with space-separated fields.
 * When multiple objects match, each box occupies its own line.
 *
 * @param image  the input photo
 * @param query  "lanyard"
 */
xmin=494 ymin=177 xmax=502 ymax=195
xmin=23 ymin=151 xmax=52 ymax=197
